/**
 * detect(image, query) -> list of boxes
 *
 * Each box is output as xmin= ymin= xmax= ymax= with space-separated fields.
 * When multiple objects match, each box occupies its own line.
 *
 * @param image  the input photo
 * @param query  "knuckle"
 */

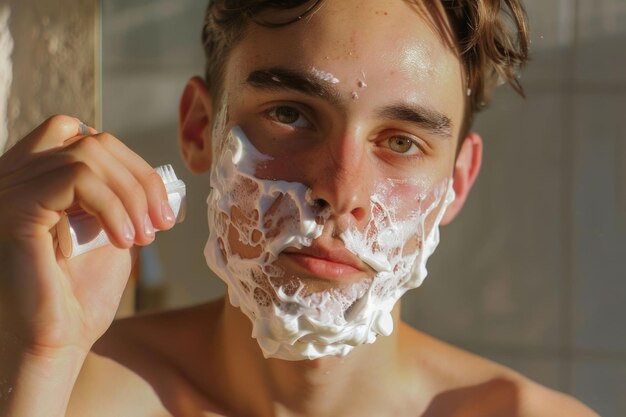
xmin=53 ymin=150 xmax=79 ymax=167
xmin=66 ymin=161 xmax=91 ymax=179
xmin=94 ymin=132 xmax=117 ymax=147
xmin=44 ymin=114 xmax=76 ymax=136
xmin=55 ymin=148 xmax=80 ymax=167
xmin=78 ymin=136 xmax=100 ymax=151
xmin=145 ymin=170 xmax=166 ymax=193
xmin=45 ymin=114 xmax=73 ymax=127
xmin=128 ymin=180 xmax=148 ymax=204
xmin=112 ymin=197 xmax=128 ymax=219
xmin=75 ymin=135 xmax=101 ymax=155
xmin=100 ymin=184 xmax=117 ymax=203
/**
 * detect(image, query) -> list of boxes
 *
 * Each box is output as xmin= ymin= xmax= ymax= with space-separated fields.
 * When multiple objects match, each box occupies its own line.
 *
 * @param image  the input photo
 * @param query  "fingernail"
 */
xmin=78 ymin=121 xmax=90 ymax=136
xmin=161 ymin=200 xmax=175 ymax=224
xmin=144 ymin=214 xmax=155 ymax=237
xmin=123 ymin=220 xmax=135 ymax=242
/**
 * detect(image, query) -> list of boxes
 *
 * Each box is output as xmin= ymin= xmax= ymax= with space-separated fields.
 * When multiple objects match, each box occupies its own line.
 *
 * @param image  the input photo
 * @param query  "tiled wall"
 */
xmin=403 ymin=1 xmax=626 ymax=414
xmin=102 ymin=1 xmax=625 ymax=414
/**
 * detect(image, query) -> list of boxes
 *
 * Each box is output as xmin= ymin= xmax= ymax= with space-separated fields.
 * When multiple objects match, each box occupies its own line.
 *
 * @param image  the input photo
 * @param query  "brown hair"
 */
xmin=201 ymin=0 xmax=530 ymax=137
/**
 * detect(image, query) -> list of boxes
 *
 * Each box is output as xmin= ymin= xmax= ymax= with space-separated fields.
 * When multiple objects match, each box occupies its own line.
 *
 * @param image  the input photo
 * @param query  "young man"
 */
xmin=0 ymin=0 xmax=599 ymax=416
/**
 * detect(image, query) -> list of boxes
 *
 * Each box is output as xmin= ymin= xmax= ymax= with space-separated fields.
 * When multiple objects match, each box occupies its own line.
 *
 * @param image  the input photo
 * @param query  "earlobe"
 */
xmin=440 ymin=132 xmax=483 ymax=225
xmin=179 ymin=76 xmax=213 ymax=173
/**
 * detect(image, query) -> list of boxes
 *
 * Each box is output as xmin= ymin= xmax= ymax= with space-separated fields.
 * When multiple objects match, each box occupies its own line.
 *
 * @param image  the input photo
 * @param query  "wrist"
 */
xmin=22 ymin=343 xmax=89 ymax=368
xmin=1 ymin=324 xmax=91 ymax=361
xmin=2 ymin=342 xmax=88 ymax=417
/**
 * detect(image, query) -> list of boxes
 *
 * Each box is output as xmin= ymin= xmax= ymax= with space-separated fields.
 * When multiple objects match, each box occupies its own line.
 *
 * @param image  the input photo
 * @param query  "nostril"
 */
xmin=314 ymin=198 xmax=329 ymax=208
xmin=350 ymin=207 xmax=367 ymax=222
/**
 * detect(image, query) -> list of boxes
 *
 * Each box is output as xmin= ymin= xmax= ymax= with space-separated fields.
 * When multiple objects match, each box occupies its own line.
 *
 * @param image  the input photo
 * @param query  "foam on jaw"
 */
xmin=204 ymin=127 xmax=455 ymax=360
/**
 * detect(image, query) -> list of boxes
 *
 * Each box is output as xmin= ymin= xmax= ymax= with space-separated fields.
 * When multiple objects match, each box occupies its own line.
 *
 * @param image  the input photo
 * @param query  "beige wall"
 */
xmin=5 ymin=0 xmax=98 ymax=149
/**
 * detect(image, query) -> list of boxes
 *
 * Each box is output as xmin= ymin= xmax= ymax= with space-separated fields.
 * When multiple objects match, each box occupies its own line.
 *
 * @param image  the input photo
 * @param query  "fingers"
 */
xmin=0 ymin=115 xmax=176 ymax=250
xmin=22 ymin=115 xmax=81 ymax=152
xmin=65 ymin=134 xmax=175 ymax=239
xmin=0 ymin=115 xmax=95 ymax=177
xmin=92 ymin=132 xmax=174 ymax=232
xmin=61 ymin=136 xmax=157 ymax=245
xmin=2 ymin=162 xmax=135 ymax=249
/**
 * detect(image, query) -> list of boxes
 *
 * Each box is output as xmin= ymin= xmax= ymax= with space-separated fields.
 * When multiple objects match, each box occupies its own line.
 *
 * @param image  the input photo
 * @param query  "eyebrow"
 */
xmin=246 ymin=67 xmax=343 ymax=106
xmin=377 ymin=104 xmax=453 ymax=139
xmin=246 ymin=67 xmax=453 ymax=138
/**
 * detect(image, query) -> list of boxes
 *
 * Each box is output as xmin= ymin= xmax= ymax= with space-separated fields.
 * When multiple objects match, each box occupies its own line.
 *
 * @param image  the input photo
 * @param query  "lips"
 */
xmin=281 ymin=243 xmax=369 ymax=280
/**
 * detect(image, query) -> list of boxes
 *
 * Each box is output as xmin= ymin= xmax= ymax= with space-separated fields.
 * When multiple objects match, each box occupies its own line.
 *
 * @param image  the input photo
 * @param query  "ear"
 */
xmin=440 ymin=132 xmax=483 ymax=225
xmin=178 ymin=76 xmax=213 ymax=173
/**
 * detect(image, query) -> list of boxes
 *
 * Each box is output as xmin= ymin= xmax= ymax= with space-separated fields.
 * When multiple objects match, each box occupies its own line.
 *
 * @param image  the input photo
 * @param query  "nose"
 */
xmin=307 ymin=132 xmax=371 ymax=223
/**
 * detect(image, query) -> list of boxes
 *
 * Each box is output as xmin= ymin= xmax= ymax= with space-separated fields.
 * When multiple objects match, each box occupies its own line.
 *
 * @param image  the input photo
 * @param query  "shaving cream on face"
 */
xmin=204 ymin=127 xmax=455 ymax=360
xmin=310 ymin=67 xmax=340 ymax=84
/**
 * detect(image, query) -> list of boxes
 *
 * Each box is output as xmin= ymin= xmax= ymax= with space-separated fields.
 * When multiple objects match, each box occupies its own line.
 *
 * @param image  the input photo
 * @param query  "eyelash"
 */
xmin=379 ymin=134 xmax=426 ymax=159
xmin=261 ymin=104 xmax=426 ymax=159
xmin=265 ymin=105 xmax=312 ymax=129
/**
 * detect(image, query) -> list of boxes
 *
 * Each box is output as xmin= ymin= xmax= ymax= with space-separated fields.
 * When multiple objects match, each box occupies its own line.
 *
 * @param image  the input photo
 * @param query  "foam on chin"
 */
xmin=204 ymin=126 xmax=455 ymax=360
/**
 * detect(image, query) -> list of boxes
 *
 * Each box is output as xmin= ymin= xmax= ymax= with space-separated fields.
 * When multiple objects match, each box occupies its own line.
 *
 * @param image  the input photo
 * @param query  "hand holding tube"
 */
xmin=0 ymin=116 xmax=179 ymax=416
xmin=56 ymin=164 xmax=186 ymax=258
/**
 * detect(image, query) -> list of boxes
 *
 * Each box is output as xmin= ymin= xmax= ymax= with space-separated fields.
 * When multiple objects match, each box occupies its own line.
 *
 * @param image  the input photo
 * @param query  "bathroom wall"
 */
xmin=3 ymin=0 xmax=98 ymax=150
xmin=404 ymin=1 xmax=626 ymax=414
xmin=101 ymin=1 xmax=625 ymax=414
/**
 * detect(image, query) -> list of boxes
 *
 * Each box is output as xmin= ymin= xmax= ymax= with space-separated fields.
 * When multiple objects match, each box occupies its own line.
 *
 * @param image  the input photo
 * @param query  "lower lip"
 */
xmin=282 ymin=253 xmax=362 ymax=280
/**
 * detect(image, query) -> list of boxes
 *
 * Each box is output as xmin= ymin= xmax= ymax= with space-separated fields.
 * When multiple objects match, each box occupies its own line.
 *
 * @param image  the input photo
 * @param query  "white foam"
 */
xmin=204 ymin=127 xmax=455 ymax=360
xmin=310 ymin=67 xmax=340 ymax=84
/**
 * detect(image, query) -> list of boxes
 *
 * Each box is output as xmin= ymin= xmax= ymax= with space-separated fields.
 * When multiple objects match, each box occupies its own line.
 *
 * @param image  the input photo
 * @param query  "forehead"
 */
xmin=224 ymin=0 xmax=464 ymax=129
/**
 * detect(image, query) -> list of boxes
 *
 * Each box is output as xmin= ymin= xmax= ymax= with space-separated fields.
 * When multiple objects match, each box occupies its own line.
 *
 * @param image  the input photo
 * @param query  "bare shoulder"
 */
xmin=517 ymin=379 xmax=600 ymax=417
xmin=398 ymin=323 xmax=599 ymax=417
xmin=67 ymin=300 xmax=227 ymax=417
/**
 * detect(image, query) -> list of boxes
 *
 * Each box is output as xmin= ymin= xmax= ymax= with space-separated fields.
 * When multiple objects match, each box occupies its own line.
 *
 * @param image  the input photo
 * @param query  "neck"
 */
xmin=213 ymin=298 xmax=403 ymax=417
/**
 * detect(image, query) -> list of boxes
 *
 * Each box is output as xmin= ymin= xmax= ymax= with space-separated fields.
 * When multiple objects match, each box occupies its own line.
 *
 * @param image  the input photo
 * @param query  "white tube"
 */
xmin=56 ymin=164 xmax=186 ymax=258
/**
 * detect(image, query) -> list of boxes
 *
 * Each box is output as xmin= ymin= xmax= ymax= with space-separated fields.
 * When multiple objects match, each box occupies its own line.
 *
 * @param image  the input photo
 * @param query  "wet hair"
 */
xmin=201 ymin=0 xmax=530 ymax=138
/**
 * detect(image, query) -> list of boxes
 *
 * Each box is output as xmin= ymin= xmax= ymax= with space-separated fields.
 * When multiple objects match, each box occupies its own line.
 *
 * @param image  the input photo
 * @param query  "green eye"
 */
xmin=274 ymin=106 xmax=300 ymax=124
xmin=388 ymin=136 xmax=415 ymax=153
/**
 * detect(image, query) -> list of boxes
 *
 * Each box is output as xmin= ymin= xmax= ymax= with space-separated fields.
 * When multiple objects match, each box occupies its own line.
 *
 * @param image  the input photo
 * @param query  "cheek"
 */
xmin=222 ymin=177 xmax=265 ymax=259
xmin=250 ymin=142 xmax=322 ymax=184
xmin=223 ymin=180 xmax=315 ymax=260
xmin=372 ymin=178 xmax=452 ymax=242
xmin=375 ymin=180 xmax=439 ymax=219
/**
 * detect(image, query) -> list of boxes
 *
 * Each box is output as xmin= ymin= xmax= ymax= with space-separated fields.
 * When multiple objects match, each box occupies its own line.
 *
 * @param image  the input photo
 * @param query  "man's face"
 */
xmin=219 ymin=0 xmax=463 ymax=277
xmin=203 ymin=0 xmax=466 ymax=359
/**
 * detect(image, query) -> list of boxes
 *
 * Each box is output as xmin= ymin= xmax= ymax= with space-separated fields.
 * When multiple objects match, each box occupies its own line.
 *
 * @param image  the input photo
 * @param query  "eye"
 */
xmin=387 ymin=136 xmax=419 ymax=155
xmin=268 ymin=106 xmax=311 ymax=129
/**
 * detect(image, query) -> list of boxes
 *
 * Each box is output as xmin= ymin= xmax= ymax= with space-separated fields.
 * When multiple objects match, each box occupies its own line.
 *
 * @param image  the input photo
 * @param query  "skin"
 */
xmin=0 ymin=0 xmax=598 ymax=416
